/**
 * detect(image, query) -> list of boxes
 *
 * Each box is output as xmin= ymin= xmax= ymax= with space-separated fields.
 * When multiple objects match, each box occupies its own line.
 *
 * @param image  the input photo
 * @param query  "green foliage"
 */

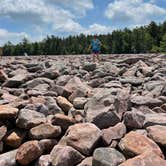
xmin=2 ymin=20 xmax=166 ymax=56
xmin=160 ymin=34 xmax=166 ymax=52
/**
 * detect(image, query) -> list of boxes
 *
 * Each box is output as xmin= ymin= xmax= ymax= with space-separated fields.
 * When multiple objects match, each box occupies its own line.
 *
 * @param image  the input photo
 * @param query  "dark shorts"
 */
xmin=92 ymin=50 xmax=100 ymax=54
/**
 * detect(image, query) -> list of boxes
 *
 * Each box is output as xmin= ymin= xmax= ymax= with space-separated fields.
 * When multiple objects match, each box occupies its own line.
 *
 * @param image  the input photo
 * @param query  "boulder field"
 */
xmin=0 ymin=54 xmax=165 ymax=166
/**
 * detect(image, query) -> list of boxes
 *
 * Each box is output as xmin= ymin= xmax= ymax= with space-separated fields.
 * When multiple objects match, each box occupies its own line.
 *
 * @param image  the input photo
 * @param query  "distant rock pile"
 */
xmin=0 ymin=54 xmax=165 ymax=166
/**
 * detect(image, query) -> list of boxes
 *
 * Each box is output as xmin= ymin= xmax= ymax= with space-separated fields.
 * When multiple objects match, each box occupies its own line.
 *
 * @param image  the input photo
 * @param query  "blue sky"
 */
xmin=0 ymin=0 xmax=165 ymax=46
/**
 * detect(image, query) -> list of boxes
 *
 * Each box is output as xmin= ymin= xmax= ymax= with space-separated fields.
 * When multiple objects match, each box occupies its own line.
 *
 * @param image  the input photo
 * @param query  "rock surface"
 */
xmin=0 ymin=54 xmax=165 ymax=165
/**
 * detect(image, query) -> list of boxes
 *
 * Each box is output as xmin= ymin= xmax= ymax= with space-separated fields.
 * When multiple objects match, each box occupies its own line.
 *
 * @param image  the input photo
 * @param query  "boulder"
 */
xmin=144 ymin=113 xmax=166 ymax=127
xmin=119 ymin=131 xmax=164 ymax=158
xmin=4 ymin=129 xmax=26 ymax=148
xmin=131 ymin=96 xmax=163 ymax=108
xmin=16 ymin=140 xmax=43 ymax=165
xmin=83 ymin=63 xmax=96 ymax=72
xmin=29 ymin=123 xmax=61 ymax=140
xmin=77 ymin=157 xmax=92 ymax=166
xmin=16 ymin=109 xmax=46 ymax=129
xmin=93 ymin=148 xmax=125 ymax=166
xmin=50 ymin=145 xmax=84 ymax=166
xmin=102 ymin=123 xmax=126 ymax=146
xmin=0 ymin=125 xmax=7 ymax=141
xmin=0 ymin=70 xmax=8 ymax=83
xmin=119 ymin=151 xmax=166 ymax=166
xmin=51 ymin=114 xmax=75 ymax=130
xmin=147 ymin=125 xmax=166 ymax=147
xmin=73 ymin=97 xmax=87 ymax=109
xmin=0 ymin=105 xmax=19 ymax=119
xmin=65 ymin=123 xmax=102 ymax=156
xmin=0 ymin=149 xmax=18 ymax=166
xmin=35 ymin=155 xmax=51 ymax=166
xmin=3 ymin=74 xmax=27 ymax=88
xmin=56 ymin=96 xmax=73 ymax=113
xmin=123 ymin=111 xmax=145 ymax=129
xmin=85 ymin=89 xmax=121 ymax=129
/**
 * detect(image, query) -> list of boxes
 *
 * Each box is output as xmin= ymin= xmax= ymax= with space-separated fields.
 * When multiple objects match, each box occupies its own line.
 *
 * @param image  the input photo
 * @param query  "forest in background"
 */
xmin=2 ymin=21 xmax=166 ymax=56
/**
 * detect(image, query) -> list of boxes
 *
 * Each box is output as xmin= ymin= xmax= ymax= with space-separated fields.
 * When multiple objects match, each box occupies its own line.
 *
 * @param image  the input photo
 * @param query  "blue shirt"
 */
xmin=91 ymin=39 xmax=101 ymax=51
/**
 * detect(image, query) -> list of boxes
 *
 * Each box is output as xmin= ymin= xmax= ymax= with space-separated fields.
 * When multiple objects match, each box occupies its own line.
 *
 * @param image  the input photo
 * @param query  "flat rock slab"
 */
xmin=131 ymin=96 xmax=163 ymax=108
xmin=119 ymin=131 xmax=164 ymax=158
xmin=144 ymin=113 xmax=166 ymax=127
xmin=66 ymin=123 xmax=102 ymax=156
xmin=93 ymin=148 xmax=125 ymax=166
xmin=29 ymin=123 xmax=61 ymax=140
xmin=50 ymin=145 xmax=84 ymax=166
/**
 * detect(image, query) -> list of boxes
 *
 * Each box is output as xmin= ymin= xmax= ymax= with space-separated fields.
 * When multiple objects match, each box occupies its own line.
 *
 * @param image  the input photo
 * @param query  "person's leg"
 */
xmin=96 ymin=52 xmax=100 ymax=63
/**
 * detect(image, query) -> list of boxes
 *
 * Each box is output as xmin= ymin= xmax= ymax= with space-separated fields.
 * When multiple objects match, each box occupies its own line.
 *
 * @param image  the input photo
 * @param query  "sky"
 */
xmin=0 ymin=0 xmax=166 ymax=46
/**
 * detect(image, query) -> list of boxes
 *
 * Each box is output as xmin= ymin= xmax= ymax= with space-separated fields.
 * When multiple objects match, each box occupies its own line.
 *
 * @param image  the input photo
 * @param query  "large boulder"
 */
xmin=147 ymin=125 xmax=166 ymax=147
xmin=0 ymin=105 xmax=19 ymax=119
xmin=85 ymin=89 xmax=121 ymax=129
xmin=3 ymin=74 xmax=27 ymax=88
xmin=123 ymin=111 xmax=145 ymax=129
xmin=50 ymin=145 xmax=84 ymax=166
xmin=16 ymin=109 xmax=46 ymax=129
xmin=144 ymin=113 xmax=166 ymax=127
xmin=65 ymin=123 xmax=102 ymax=156
xmin=131 ymin=96 xmax=163 ymax=108
xmin=0 ymin=149 xmax=18 ymax=166
xmin=119 ymin=131 xmax=164 ymax=158
xmin=92 ymin=148 xmax=125 ymax=166
xmin=16 ymin=140 xmax=43 ymax=165
xmin=102 ymin=123 xmax=126 ymax=146
xmin=119 ymin=151 xmax=166 ymax=166
xmin=29 ymin=123 xmax=61 ymax=140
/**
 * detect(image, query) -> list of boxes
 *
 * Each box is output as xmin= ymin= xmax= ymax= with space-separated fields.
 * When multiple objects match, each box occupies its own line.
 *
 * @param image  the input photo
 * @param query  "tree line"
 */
xmin=2 ymin=21 xmax=166 ymax=56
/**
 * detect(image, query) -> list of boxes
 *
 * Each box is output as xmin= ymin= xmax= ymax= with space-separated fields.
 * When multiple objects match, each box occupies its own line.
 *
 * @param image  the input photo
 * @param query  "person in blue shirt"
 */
xmin=90 ymin=35 xmax=101 ymax=63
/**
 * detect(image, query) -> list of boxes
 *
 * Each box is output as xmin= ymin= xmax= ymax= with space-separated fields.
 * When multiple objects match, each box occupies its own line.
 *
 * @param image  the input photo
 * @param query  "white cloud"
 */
xmin=45 ymin=0 xmax=94 ymax=16
xmin=0 ymin=0 xmax=91 ymax=34
xmin=0 ymin=28 xmax=28 ymax=46
xmin=105 ymin=0 xmax=166 ymax=25
xmin=84 ymin=24 xmax=113 ymax=35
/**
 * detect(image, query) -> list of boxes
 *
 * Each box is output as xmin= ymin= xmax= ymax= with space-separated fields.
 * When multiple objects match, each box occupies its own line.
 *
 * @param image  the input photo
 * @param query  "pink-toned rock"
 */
xmin=0 ymin=70 xmax=8 ymax=82
xmin=1 ymin=93 xmax=18 ymax=102
xmin=16 ymin=109 xmax=46 ymax=129
xmin=35 ymin=155 xmax=50 ymax=166
xmin=29 ymin=123 xmax=61 ymax=140
xmin=119 ymin=131 xmax=164 ymax=158
xmin=39 ymin=139 xmax=57 ymax=153
xmin=4 ymin=129 xmax=26 ymax=148
xmin=52 ymin=113 xmax=75 ymax=130
xmin=119 ymin=151 xmax=166 ymax=166
xmin=102 ymin=123 xmax=126 ymax=146
xmin=0 ymin=125 xmax=7 ymax=141
xmin=50 ymin=145 xmax=84 ymax=166
xmin=0 ymin=105 xmax=18 ymax=119
xmin=16 ymin=140 xmax=43 ymax=165
xmin=56 ymin=96 xmax=73 ymax=113
xmin=77 ymin=157 xmax=92 ymax=166
xmin=147 ymin=125 xmax=166 ymax=147
xmin=66 ymin=123 xmax=102 ymax=155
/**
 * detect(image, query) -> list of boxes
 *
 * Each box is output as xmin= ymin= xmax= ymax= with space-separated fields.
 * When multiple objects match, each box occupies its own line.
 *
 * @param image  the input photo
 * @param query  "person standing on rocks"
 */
xmin=90 ymin=35 xmax=101 ymax=63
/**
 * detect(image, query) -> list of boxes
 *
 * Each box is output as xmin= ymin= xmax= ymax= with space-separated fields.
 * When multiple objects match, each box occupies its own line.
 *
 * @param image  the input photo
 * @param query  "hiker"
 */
xmin=90 ymin=35 xmax=101 ymax=63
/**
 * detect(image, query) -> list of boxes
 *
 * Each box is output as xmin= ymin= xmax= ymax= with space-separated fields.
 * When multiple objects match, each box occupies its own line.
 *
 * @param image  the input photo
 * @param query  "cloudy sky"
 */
xmin=0 ymin=0 xmax=166 ymax=46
